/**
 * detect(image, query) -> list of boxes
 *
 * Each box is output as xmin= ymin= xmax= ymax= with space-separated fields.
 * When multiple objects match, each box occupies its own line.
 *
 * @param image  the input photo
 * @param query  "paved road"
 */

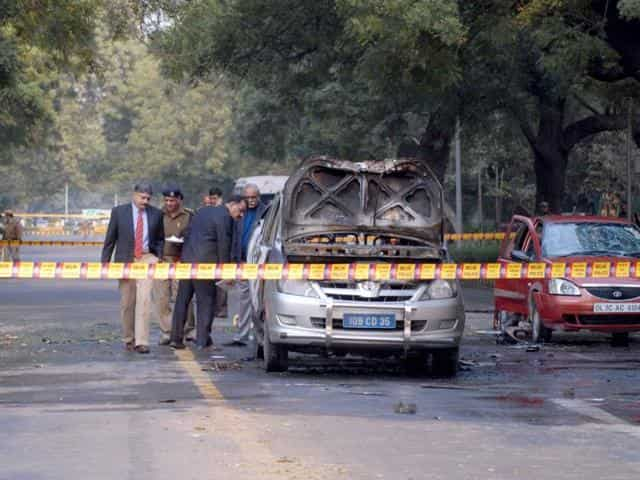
xmin=1 ymin=244 xmax=639 ymax=480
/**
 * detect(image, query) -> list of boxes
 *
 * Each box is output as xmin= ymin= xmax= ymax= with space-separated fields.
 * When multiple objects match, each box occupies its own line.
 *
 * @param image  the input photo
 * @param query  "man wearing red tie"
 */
xmin=102 ymin=183 xmax=164 ymax=354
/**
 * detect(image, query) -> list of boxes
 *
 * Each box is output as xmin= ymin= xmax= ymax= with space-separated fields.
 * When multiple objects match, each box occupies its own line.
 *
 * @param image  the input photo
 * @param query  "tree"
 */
xmin=156 ymin=0 xmax=466 ymax=180
xmin=0 ymin=0 xmax=153 ymax=162
xmin=460 ymin=0 xmax=640 ymax=212
xmin=1 ymin=19 xmax=235 ymax=210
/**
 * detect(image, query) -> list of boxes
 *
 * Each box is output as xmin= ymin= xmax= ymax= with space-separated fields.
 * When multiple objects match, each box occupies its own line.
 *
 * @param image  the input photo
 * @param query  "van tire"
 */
xmin=405 ymin=353 xmax=429 ymax=375
xmin=253 ymin=313 xmax=265 ymax=360
xmin=432 ymin=347 xmax=459 ymax=377
xmin=263 ymin=319 xmax=288 ymax=372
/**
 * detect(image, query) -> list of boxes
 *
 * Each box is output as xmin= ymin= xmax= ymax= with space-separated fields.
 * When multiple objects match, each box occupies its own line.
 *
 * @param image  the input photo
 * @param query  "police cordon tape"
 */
xmin=0 ymin=261 xmax=638 ymax=281
xmin=1 ymin=240 xmax=103 ymax=247
xmin=2 ymin=232 xmax=513 ymax=248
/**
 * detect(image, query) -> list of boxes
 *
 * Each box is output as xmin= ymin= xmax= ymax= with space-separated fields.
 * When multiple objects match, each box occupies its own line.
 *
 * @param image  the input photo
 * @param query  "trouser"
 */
xmin=155 ymin=277 xmax=195 ymax=339
xmin=1 ymin=246 xmax=20 ymax=261
xmin=215 ymin=286 xmax=228 ymax=317
xmin=171 ymin=279 xmax=216 ymax=347
xmin=118 ymin=253 xmax=158 ymax=346
xmin=228 ymin=280 xmax=254 ymax=343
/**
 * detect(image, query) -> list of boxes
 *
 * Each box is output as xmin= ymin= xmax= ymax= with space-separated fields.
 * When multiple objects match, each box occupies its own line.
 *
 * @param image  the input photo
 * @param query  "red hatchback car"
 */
xmin=494 ymin=215 xmax=640 ymax=345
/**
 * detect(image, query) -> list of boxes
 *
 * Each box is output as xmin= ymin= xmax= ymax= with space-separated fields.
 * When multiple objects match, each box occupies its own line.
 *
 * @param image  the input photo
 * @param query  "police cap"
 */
xmin=162 ymin=183 xmax=183 ymax=199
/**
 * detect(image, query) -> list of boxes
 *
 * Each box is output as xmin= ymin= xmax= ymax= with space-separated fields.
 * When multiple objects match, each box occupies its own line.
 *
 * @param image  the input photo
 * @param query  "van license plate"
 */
xmin=342 ymin=314 xmax=396 ymax=329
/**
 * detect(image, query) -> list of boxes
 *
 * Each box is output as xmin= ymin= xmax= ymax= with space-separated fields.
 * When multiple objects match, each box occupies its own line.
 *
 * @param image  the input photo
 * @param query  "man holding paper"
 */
xmin=155 ymin=184 xmax=195 ymax=345
xmin=170 ymin=198 xmax=246 ymax=350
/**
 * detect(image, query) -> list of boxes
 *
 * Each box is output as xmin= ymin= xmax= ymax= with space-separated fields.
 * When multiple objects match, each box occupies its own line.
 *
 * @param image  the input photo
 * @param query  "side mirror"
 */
xmin=511 ymin=249 xmax=532 ymax=263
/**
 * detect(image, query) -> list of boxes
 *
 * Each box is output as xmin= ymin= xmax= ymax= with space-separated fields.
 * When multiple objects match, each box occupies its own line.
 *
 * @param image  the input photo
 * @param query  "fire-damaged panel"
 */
xmin=281 ymin=157 xmax=444 ymax=258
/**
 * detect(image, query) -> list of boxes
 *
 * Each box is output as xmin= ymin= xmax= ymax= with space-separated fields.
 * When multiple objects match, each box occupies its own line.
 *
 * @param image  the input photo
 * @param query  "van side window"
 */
xmin=262 ymin=196 xmax=280 ymax=245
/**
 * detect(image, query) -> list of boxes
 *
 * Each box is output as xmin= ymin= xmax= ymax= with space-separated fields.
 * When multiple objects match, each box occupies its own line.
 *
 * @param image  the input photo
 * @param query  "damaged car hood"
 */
xmin=281 ymin=157 xmax=444 ymax=257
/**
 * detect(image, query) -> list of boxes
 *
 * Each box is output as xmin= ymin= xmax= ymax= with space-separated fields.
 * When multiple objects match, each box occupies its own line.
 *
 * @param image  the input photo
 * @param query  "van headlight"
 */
xmin=277 ymin=279 xmax=319 ymax=298
xmin=421 ymin=280 xmax=457 ymax=300
xmin=548 ymin=279 xmax=581 ymax=296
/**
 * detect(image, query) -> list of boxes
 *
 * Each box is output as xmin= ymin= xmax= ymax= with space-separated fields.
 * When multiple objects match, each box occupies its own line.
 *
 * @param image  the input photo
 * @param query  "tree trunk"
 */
xmin=533 ymin=146 xmax=568 ymax=214
xmin=526 ymin=100 xmax=568 ymax=214
xmin=397 ymin=128 xmax=451 ymax=182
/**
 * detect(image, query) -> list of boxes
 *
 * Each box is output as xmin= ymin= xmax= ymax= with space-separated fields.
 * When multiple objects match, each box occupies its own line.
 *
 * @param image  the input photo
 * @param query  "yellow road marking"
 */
xmin=171 ymin=348 xmax=348 ymax=479
xmin=173 ymin=348 xmax=224 ymax=401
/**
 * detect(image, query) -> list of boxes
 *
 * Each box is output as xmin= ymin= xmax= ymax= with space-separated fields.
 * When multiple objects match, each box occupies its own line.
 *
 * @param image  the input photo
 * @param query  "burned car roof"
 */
xmin=281 ymin=157 xmax=444 ymax=247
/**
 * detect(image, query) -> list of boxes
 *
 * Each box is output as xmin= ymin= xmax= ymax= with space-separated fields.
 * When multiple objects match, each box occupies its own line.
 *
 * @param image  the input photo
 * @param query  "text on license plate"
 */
xmin=593 ymin=303 xmax=640 ymax=313
xmin=342 ymin=313 xmax=397 ymax=329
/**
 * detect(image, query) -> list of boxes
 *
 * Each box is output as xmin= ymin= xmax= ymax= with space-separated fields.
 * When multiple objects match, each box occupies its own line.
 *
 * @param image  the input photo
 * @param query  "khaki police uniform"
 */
xmin=155 ymin=207 xmax=195 ymax=342
xmin=2 ymin=215 xmax=22 ymax=261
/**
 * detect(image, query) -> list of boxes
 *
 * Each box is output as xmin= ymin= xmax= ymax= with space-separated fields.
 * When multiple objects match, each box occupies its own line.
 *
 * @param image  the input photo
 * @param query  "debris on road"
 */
xmin=394 ymin=401 xmax=417 ymax=414
xmin=348 ymin=391 xmax=386 ymax=397
xmin=202 ymin=361 xmax=243 ymax=372
xmin=276 ymin=457 xmax=295 ymax=464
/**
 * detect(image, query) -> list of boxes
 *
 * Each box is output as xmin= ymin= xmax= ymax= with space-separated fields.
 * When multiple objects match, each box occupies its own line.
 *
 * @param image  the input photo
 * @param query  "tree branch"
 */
xmin=572 ymin=92 xmax=604 ymax=116
xmin=562 ymin=113 xmax=626 ymax=151
xmin=588 ymin=61 xmax=630 ymax=82
xmin=503 ymin=102 xmax=537 ymax=146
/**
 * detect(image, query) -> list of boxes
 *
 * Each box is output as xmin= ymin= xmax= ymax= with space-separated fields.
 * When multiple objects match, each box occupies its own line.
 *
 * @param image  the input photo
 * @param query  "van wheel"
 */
xmin=530 ymin=301 xmax=552 ymax=344
xmin=263 ymin=318 xmax=288 ymax=372
xmin=405 ymin=353 xmax=429 ymax=375
xmin=432 ymin=347 xmax=459 ymax=377
xmin=253 ymin=313 xmax=265 ymax=360
xmin=254 ymin=337 xmax=264 ymax=360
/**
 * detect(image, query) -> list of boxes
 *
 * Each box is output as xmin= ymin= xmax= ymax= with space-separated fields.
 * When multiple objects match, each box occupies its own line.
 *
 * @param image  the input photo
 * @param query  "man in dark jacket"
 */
xmin=170 ymin=199 xmax=246 ymax=350
xmin=101 ymin=182 xmax=164 ymax=354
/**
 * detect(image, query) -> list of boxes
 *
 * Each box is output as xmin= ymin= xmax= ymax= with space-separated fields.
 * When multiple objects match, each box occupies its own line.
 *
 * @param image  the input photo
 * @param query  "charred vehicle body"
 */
xmin=248 ymin=157 xmax=465 ymax=374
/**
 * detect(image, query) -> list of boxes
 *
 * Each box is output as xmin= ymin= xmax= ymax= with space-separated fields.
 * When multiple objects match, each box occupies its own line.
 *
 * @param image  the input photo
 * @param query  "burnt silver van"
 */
xmin=248 ymin=157 xmax=464 ymax=375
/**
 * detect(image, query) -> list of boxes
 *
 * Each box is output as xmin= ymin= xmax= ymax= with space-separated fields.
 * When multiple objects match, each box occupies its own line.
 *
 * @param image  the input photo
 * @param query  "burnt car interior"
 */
xmin=282 ymin=158 xmax=445 ymax=260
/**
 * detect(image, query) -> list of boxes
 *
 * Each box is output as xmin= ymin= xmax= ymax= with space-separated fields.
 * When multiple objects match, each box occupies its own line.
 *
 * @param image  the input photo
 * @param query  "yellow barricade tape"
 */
xmin=3 ymin=231 xmax=515 ymax=248
xmin=0 ymin=240 xmax=103 ymax=247
xmin=0 ymin=261 xmax=636 ymax=281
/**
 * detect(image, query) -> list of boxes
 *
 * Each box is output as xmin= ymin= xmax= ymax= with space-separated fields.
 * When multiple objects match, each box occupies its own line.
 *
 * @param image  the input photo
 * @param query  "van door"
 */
xmin=252 ymin=196 xmax=281 ymax=314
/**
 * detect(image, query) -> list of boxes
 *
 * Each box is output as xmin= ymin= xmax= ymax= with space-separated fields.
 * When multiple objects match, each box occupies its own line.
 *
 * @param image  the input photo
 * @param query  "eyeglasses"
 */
xmin=243 ymin=196 xmax=258 ymax=200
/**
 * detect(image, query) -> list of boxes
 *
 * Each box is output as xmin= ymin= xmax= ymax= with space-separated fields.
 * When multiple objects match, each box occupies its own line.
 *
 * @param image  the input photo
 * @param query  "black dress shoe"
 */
xmin=158 ymin=337 xmax=171 ymax=346
xmin=135 ymin=345 xmax=150 ymax=354
xmin=223 ymin=340 xmax=247 ymax=347
xmin=125 ymin=342 xmax=135 ymax=352
xmin=195 ymin=337 xmax=214 ymax=349
xmin=169 ymin=341 xmax=186 ymax=350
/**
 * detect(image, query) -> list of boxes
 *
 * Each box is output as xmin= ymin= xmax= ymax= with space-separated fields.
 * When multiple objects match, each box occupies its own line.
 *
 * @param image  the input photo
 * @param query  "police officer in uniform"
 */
xmin=155 ymin=184 xmax=196 ymax=345
xmin=2 ymin=210 xmax=23 ymax=261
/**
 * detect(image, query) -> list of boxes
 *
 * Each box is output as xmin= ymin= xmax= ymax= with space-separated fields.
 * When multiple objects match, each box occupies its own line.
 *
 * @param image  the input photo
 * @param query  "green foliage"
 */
xmin=0 ymin=1 xmax=125 ymax=158
xmin=157 ymin=0 xmax=465 ymax=170
xmin=618 ymin=0 xmax=640 ymax=18
xmin=448 ymin=242 xmax=500 ymax=263
xmin=2 ymin=16 xmax=233 ymax=209
xmin=3 ymin=0 xmax=640 ymax=216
